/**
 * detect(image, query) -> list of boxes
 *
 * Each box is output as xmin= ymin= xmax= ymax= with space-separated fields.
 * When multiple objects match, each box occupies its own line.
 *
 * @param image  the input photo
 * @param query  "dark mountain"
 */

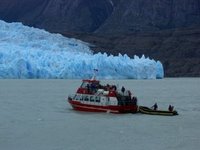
xmin=0 ymin=0 xmax=200 ymax=77
xmin=0 ymin=0 xmax=114 ymax=33
xmin=97 ymin=0 xmax=200 ymax=34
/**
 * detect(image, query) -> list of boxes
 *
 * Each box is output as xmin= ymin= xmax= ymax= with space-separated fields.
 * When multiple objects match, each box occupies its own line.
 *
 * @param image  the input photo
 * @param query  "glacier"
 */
xmin=0 ymin=20 xmax=164 ymax=79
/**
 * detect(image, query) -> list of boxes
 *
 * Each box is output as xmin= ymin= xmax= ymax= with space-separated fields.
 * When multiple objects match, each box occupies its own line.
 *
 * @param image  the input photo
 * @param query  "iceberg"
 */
xmin=0 ymin=20 xmax=164 ymax=79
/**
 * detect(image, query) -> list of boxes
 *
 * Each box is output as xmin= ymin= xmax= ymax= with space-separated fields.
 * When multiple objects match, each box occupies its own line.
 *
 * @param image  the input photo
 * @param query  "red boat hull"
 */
xmin=68 ymin=99 xmax=138 ymax=113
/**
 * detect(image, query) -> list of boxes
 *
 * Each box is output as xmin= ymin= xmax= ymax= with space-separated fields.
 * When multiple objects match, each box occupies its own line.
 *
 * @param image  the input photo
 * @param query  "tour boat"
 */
xmin=68 ymin=75 xmax=138 ymax=113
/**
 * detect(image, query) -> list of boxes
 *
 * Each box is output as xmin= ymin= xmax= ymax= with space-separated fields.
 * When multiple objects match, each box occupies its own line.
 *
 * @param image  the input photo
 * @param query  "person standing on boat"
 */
xmin=91 ymin=83 xmax=97 ymax=93
xmin=132 ymin=96 xmax=137 ymax=105
xmin=152 ymin=103 xmax=158 ymax=110
xmin=168 ymin=105 xmax=174 ymax=112
xmin=86 ymin=84 xmax=90 ymax=93
xmin=121 ymin=86 xmax=125 ymax=95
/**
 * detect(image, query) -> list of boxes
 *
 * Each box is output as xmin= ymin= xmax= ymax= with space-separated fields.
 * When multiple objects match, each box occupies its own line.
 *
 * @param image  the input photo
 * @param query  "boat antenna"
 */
xmin=91 ymin=69 xmax=98 ymax=80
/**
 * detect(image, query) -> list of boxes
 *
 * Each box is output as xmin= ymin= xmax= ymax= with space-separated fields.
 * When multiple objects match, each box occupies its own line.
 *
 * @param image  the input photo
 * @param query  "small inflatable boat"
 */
xmin=139 ymin=106 xmax=178 ymax=116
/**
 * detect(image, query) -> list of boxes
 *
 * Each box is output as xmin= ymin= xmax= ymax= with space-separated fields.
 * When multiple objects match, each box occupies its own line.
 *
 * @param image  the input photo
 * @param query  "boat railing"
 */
xmin=117 ymin=95 xmax=137 ymax=106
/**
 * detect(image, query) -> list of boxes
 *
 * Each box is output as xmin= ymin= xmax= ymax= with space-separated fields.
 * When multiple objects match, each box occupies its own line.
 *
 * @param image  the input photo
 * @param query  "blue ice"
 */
xmin=0 ymin=20 xmax=164 ymax=79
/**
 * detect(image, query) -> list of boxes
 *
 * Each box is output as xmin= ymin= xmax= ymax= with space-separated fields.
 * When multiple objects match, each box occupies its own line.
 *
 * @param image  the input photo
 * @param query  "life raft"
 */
xmin=139 ymin=106 xmax=178 ymax=116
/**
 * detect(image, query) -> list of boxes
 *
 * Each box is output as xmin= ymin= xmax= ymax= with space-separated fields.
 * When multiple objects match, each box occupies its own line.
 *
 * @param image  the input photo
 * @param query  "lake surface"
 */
xmin=0 ymin=78 xmax=200 ymax=150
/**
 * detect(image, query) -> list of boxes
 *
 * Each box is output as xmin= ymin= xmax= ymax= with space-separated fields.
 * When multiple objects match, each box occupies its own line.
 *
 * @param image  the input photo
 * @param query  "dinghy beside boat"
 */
xmin=139 ymin=106 xmax=178 ymax=116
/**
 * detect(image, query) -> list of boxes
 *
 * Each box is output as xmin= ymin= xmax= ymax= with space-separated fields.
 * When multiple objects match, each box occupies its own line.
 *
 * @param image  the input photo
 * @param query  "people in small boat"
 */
xmin=172 ymin=106 xmax=174 ymax=111
xmin=168 ymin=105 xmax=174 ymax=112
xmin=152 ymin=103 xmax=158 ymax=110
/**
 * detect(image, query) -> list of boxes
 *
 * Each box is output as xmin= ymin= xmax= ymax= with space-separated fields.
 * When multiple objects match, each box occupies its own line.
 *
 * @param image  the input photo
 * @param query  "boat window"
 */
xmin=90 ymin=96 xmax=95 ymax=102
xmin=73 ymin=94 xmax=77 ymax=99
xmin=80 ymin=81 xmax=89 ymax=88
xmin=82 ymin=95 xmax=85 ymax=101
xmin=85 ymin=96 xmax=89 ymax=101
xmin=75 ymin=95 xmax=80 ymax=100
xmin=95 ymin=96 xmax=100 ymax=102
xmin=80 ymin=95 xmax=83 ymax=101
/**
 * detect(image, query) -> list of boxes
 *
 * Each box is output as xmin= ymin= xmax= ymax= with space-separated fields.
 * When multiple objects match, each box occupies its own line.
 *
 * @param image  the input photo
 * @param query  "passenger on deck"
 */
xmin=91 ymin=83 xmax=96 ymax=93
xmin=86 ymin=84 xmax=90 ymax=93
xmin=112 ymin=85 xmax=117 ymax=91
xmin=121 ymin=86 xmax=125 ymax=94
xmin=132 ymin=97 xmax=137 ymax=105
xmin=106 ymin=84 xmax=110 ymax=91
xmin=152 ymin=103 xmax=158 ymax=110
xmin=128 ymin=90 xmax=131 ymax=98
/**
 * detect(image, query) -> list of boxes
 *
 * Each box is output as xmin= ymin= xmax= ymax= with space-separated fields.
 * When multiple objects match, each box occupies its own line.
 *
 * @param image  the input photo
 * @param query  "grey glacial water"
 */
xmin=0 ymin=78 xmax=200 ymax=150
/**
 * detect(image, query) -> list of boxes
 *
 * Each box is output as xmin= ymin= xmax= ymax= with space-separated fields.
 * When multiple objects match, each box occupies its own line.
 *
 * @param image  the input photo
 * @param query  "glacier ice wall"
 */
xmin=0 ymin=20 xmax=164 ymax=79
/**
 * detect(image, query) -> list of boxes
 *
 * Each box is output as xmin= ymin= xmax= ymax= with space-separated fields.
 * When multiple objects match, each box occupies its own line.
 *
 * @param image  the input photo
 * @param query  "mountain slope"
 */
xmin=0 ymin=0 xmax=114 ymax=33
xmin=1 ymin=0 xmax=200 ymax=33
xmin=97 ymin=0 xmax=200 ymax=34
